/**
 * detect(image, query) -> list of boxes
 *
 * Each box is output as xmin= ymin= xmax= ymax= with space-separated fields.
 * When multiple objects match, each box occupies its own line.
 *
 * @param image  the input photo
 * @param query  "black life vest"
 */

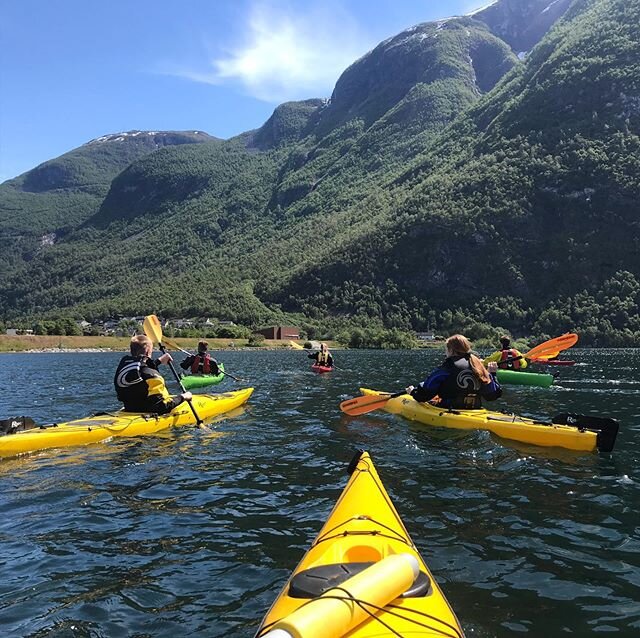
xmin=191 ymin=353 xmax=212 ymax=374
xmin=438 ymin=357 xmax=483 ymax=409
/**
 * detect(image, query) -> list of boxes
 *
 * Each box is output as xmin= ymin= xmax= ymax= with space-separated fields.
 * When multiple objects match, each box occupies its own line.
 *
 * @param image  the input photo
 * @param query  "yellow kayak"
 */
xmin=0 ymin=388 xmax=253 ymax=458
xmin=255 ymin=450 xmax=464 ymax=638
xmin=359 ymin=388 xmax=617 ymax=453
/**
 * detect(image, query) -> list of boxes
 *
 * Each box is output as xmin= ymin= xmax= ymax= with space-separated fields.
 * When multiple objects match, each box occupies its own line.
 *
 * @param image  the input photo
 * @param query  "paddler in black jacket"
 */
xmin=114 ymin=335 xmax=192 ymax=414
xmin=179 ymin=340 xmax=220 ymax=375
xmin=406 ymin=334 xmax=501 ymax=410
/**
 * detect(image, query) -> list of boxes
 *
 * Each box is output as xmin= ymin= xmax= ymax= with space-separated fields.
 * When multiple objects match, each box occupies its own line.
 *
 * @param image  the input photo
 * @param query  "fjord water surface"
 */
xmin=0 ymin=349 xmax=638 ymax=637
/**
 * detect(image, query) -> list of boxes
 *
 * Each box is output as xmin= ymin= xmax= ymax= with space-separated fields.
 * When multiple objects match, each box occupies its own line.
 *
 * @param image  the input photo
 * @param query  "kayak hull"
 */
xmin=255 ymin=451 xmax=464 ymax=637
xmin=0 ymin=388 xmax=253 ymax=458
xmin=496 ymin=369 xmax=554 ymax=387
xmin=360 ymin=388 xmax=598 ymax=452
xmin=311 ymin=364 xmax=333 ymax=373
xmin=181 ymin=362 xmax=225 ymax=389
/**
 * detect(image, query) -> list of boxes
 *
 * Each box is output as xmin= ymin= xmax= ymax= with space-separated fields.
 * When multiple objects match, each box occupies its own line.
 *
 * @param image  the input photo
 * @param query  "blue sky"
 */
xmin=1 ymin=0 xmax=492 ymax=181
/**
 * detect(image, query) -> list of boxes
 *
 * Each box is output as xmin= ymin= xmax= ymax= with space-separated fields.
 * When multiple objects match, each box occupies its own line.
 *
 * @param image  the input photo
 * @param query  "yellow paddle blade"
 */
xmin=143 ymin=314 xmax=163 ymax=344
xmin=526 ymin=333 xmax=578 ymax=360
xmin=290 ymin=340 xmax=305 ymax=350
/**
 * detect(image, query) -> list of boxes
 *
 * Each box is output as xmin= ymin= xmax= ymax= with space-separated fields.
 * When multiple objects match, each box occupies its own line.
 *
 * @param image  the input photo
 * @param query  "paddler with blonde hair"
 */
xmin=405 ymin=334 xmax=502 ymax=409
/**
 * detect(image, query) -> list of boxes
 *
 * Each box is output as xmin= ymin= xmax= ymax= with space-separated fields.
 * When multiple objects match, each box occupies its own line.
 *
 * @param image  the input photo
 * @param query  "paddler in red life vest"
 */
xmin=483 ymin=335 xmax=528 ymax=370
xmin=308 ymin=342 xmax=334 ymax=368
xmin=180 ymin=340 xmax=221 ymax=376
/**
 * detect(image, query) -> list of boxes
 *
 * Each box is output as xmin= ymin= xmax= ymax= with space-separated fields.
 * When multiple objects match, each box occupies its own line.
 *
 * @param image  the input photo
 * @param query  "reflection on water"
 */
xmin=0 ymin=348 xmax=639 ymax=637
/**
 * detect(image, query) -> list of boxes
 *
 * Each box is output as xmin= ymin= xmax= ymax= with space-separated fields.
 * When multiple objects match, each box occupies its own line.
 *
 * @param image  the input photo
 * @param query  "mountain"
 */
xmin=0 ymin=130 xmax=217 ymax=276
xmin=276 ymin=0 xmax=640 ymax=342
xmin=1 ymin=0 xmax=638 ymax=345
xmin=473 ymin=0 xmax=573 ymax=52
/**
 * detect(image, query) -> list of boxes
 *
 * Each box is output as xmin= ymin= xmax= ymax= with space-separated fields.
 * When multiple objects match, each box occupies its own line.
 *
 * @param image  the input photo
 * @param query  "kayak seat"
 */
xmin=288 ymin=561 xmax=431 ymax=599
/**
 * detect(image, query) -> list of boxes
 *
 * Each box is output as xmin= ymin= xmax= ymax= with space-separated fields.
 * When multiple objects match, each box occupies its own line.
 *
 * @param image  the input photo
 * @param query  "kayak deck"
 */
xmin=0 ymin=388 xmax=253 ymax=458
xmin=255 ymin=451 xmax=464 ymax=637
xmin=359 ymin=388 xmax=600 ymax=452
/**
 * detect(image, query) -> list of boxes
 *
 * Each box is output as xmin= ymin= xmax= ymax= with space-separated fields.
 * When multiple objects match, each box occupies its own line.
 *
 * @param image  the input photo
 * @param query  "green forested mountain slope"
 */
xmin=0 ymin=131 xmax=216 ymax=275
xmin=279 ymin=0 xmax=640 ymax=342
xmin=1 ymin=0 xmax=638 ymax=345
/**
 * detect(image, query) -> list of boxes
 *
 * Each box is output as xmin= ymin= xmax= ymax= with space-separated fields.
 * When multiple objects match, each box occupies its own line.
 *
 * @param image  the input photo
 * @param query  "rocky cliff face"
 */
xmin=473 ymin=0 xmax=573 ymax=52
xmin=315 ymin=19 xmax=517 ymax=134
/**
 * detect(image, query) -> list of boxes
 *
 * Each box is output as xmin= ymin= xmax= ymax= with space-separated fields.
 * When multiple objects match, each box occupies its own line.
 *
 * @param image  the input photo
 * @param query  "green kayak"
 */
xmin=497 ymin=368 xmax=554 ymax=388
xmin=181 ymin=363 xmax=225 ymax=390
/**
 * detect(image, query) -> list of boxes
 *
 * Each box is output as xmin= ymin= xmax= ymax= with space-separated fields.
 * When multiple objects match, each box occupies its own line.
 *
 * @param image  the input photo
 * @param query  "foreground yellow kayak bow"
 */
xmin=255 ymin=450 xmax=464 ymax=638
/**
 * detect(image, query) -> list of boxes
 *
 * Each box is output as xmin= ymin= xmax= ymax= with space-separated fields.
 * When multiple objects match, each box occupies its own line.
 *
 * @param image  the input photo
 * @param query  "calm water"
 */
xmin=0 ymin=349 xmax=638 ymax=637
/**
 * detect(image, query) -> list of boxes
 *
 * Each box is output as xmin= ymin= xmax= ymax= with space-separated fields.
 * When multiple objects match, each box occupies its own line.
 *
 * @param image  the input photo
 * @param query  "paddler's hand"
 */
xmin=405 ymin=385 xmax=415 ymax=395
xmin=158 ymin=353 xmax=173 ymax=365
xmin=487 ymin=362 xmax=498 ymax=374
xmin=181 ymin=392 xmax=193 ymax=401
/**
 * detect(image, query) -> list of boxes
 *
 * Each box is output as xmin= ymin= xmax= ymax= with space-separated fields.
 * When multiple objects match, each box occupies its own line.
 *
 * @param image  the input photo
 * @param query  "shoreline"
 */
xmin=0 ymin=335 xmax=337 ymax=354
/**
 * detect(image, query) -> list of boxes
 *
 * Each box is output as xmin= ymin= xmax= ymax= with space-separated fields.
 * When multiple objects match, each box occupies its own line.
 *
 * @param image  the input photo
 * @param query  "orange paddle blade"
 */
xmin=340 ymin=393 xmax=397 ymax=416
xmin=526 ymin=333 xmax=578 ymax=360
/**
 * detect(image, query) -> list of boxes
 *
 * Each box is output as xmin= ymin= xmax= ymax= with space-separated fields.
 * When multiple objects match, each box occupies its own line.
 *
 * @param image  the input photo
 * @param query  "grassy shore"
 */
xmin=0 ymin=335 xmax=299 ymax=353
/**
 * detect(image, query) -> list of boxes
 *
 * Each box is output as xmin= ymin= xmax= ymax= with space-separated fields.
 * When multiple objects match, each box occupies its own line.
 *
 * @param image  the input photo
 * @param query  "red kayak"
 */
xmin=311 ymin=364 xmax=333 ymax=373
xmin=531 ymin=359 xmax=576 ymax=366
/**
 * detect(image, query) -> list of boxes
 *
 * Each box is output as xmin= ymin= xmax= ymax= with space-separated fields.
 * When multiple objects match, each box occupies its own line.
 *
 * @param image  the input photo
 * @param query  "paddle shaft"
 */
xmin=159 ymin=343 xmax=203 ymax=425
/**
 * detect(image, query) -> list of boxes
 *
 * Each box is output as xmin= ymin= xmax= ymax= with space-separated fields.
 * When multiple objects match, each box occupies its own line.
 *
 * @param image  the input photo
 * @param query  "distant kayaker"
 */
xmin=308 ymin=342 xmax=334 ymax=368
xmin=406 ymin=334 xmax=502 ymax=409
xmin=483 ymin=335 xmax=528 ymax=370
xmin=180 ymin=340 xmax=220 ymax=376
xmin=114 ymin=335 xmax=192 ymax=414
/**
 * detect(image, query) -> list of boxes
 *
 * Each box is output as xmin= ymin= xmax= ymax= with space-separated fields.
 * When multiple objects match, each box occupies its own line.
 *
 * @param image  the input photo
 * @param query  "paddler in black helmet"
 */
xmin=179 ymin=340 xmax=220 ymax=376
xmin=308 ymin=342 xmax=334 ymax=368
xmin=483 ymin=335 xmax=528 ymax=370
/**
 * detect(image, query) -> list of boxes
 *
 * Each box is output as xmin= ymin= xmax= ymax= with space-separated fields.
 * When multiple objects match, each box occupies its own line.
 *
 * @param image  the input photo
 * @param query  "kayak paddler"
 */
xmin=180 ymin=340 xmax=220 ymax=376
xmin=308 ymin=342 xmax=334 ymax=368
xmin=406 ymin=334 xmax=502 ymax=409
xmin=483 ymin=335 xmax=529 ymax=370
xmin=114 ymin=335 xmax=192 ymax=414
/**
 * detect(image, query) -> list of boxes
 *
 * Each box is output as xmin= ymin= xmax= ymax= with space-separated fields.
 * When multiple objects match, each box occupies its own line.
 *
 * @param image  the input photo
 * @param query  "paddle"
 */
xmin=142 ymin=315 xmax=203 ymax=426
xmin=495 ymin=333 xmax=579 ymax=367
xmin=157 ymin=335 xmax=243 ymax=382
xmin=340 ymin=391 xmax=406 ymax=416
xmin=525 ymin=333 xmax=578 ymax=360
xmin=530 ymin=359 xmax=575 ymax=366
xmin=553 ymin=413 xmax=619 ymax=452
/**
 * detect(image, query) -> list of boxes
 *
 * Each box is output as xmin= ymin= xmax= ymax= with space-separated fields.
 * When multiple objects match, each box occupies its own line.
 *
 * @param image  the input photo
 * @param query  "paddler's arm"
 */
xmin=481 ymin=362 xmax=502 ymax=401
xmin=483 ymin=351 xmax=501 ymax=366
xmin=179 ymin=355 xmax=194 ymax=370
xmin=515 ymin=350 xmax=529 ymax=369
xmin=407 ymin=369 xmax=448 ymax=403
